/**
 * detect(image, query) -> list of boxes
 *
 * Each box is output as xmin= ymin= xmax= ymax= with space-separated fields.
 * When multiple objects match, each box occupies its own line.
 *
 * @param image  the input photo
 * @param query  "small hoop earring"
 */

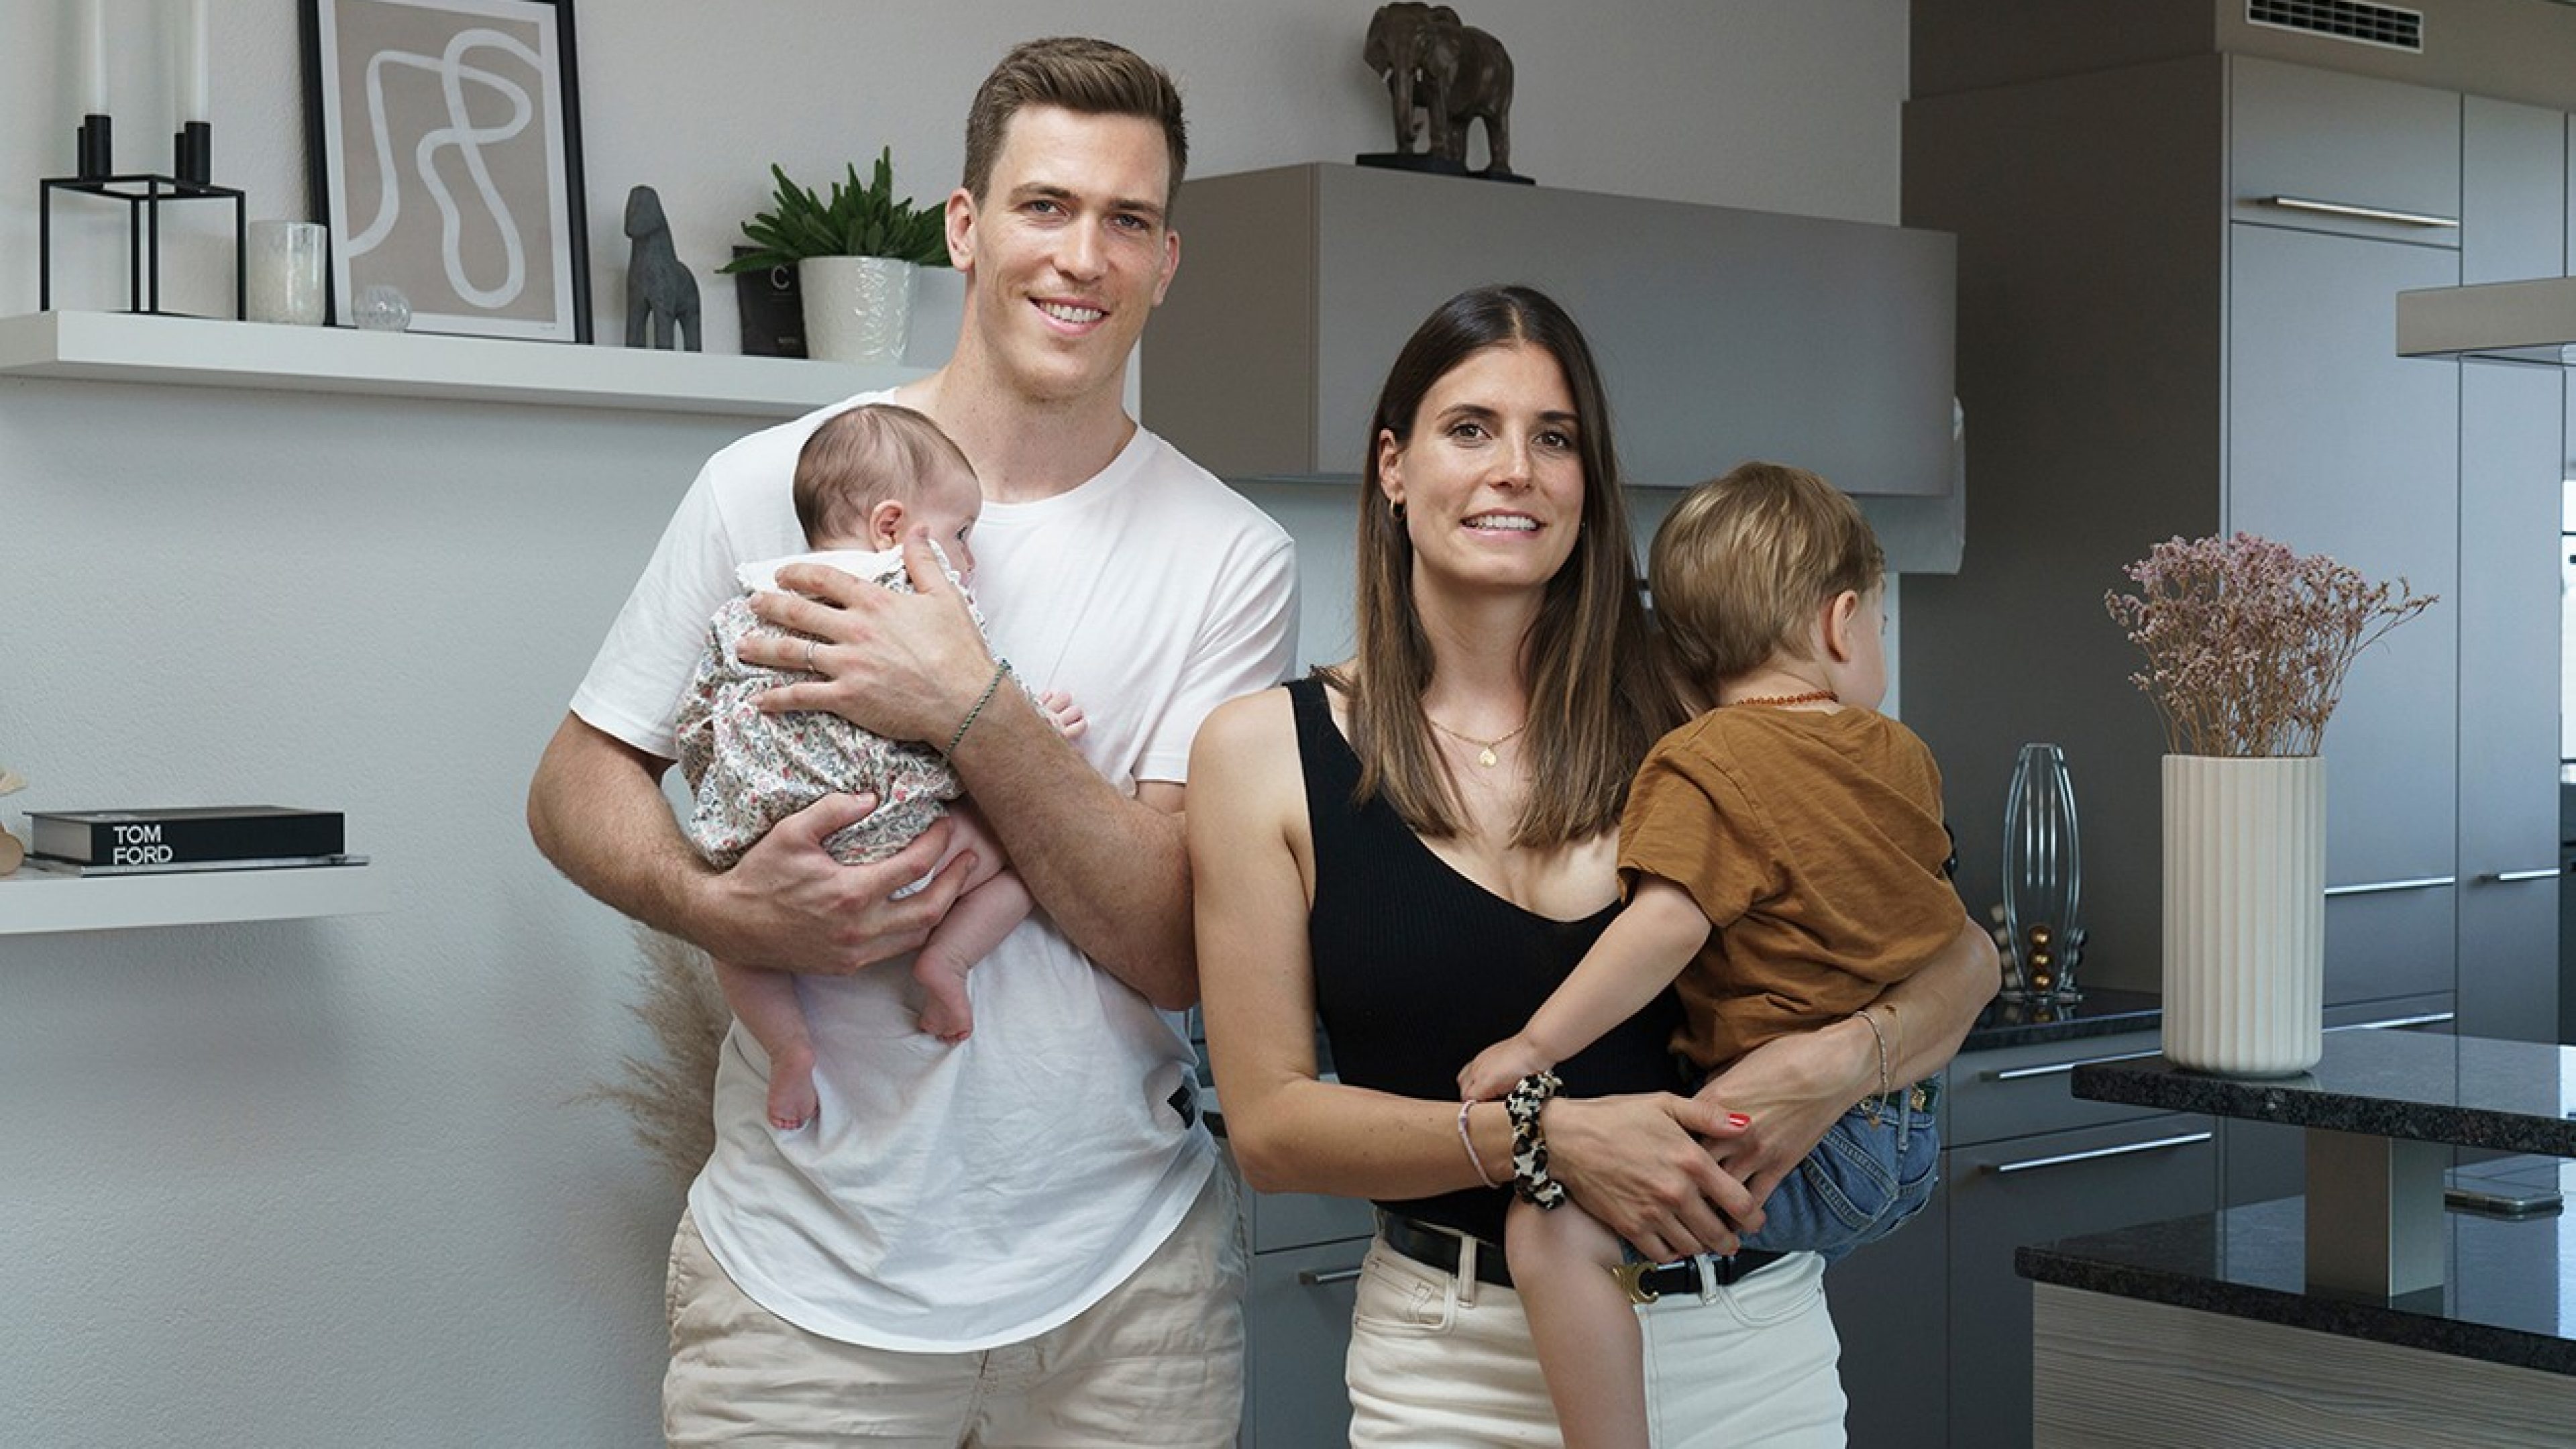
xmin=1391 ymin=499 xmax=1407 ymax=522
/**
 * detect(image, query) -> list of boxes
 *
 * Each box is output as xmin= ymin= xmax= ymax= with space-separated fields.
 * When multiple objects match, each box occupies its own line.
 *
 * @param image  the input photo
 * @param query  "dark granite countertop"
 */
xmin=1962 ymin=985 xmax=2160 ymax=1053
xmin=2071 ymin=1029 xmax=2576 ymax=1155
xmin=2018 ymin=1185 xmax=2576 ymax=1374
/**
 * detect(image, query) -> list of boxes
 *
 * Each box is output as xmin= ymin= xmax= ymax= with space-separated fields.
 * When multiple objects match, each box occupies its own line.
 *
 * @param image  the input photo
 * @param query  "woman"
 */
xmin=1190 ymin=285 xmax=1997 ymax=1446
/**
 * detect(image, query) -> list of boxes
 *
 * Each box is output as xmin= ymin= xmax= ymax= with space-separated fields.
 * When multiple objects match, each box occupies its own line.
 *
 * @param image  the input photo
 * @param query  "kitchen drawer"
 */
xmin=2229 ymin=56 xmax=2460 ymax=246
xmin=1946 ymin=1031 xmax=2169 ymax=1148
xmin=1246 ymin=1184 xmax=1377 ymax=1254
xmin=1242 ymin=1236 xmax=1366 ymax=1449
xmin=1949 ymin=1114 xmax=2218 ymax=1449
xmin=2324 ymin=882 xmax=2456 ymax=1008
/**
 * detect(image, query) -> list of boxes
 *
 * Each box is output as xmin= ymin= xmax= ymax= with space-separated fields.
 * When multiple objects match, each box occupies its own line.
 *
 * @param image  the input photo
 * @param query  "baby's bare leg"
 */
xmin=1507 ymin=1195 xmax=1650 ymax=1449
xmin=913 ymin=869 xmax=1032 ymax=1042
xmin=712 ymin=957 xmax=817 ymax=1131
xmin=907 ymin=806 xmax=1028 ymax=1042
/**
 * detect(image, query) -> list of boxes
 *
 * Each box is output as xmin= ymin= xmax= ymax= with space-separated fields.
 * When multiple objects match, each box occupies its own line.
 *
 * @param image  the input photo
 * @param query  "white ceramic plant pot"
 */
xmin=800 ymin=256 xmax=914 ymax=364
xmin=2160 ymin=753 xmax=2326 ymax=1077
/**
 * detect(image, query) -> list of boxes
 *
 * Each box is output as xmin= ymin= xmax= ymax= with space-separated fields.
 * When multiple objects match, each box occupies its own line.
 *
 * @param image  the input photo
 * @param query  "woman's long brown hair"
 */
xmin=1321 ymin=284 xmax=1682 ymax=847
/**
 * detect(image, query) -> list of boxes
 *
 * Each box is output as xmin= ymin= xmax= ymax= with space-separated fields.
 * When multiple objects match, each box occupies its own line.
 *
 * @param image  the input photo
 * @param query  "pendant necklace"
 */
xmin=1427 ymin=714 xmax=1532 ymax=767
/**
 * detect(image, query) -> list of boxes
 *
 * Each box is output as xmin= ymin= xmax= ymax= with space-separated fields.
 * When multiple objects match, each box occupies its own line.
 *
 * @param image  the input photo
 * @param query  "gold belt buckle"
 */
xmin=1611 ymin=1260 xmax=1662 ymax=1305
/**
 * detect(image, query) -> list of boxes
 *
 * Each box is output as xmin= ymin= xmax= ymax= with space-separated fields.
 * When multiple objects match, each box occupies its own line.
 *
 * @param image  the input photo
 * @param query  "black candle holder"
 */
xmin=76 ymin=114 xmax=113 ymax=180
xmin=174 ymin=121 xmax=211 ymax=187
xmin=38 ymin=170 xmax=246 ymax=319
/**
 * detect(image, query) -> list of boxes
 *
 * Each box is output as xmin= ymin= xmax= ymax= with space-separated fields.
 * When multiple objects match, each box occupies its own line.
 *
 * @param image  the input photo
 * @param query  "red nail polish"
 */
xmin=1727 ymin=1113 xmax=1752 ymax=1128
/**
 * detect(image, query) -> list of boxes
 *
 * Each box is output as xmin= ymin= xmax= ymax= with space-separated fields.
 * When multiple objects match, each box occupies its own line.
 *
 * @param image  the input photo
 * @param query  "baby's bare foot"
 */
xmin=765 ymin=1043 xmax=818 ymax=1130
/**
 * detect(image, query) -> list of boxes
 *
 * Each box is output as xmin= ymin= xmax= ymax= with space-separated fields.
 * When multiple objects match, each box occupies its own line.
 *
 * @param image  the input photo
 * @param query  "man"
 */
xmin=527 ymin=37 xmax=1297 ymax=1446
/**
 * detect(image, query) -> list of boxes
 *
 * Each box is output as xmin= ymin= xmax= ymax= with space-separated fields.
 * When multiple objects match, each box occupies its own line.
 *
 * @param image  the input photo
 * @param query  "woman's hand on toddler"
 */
xmin=1038 ymin=690 xmax=1088 ymax=741
xmin=1458 ymin=1035 xmax=1552 ymax=1102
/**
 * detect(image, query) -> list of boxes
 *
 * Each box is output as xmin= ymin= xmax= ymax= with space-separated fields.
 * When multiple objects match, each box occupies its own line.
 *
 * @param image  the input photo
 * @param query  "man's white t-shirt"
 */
xmin=573 ymin=392 xmax=1299 ymax=1350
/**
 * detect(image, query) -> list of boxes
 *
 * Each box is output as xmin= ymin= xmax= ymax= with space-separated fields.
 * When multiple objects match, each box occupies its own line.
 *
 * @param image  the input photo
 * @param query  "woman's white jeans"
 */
xmin=1345 ymin=1232 xmax=1846 ymax=1448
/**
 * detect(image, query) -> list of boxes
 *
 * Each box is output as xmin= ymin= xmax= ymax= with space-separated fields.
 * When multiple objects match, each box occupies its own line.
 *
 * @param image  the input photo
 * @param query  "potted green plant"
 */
xmin=720 ymin=148 xmax=950 ymax=364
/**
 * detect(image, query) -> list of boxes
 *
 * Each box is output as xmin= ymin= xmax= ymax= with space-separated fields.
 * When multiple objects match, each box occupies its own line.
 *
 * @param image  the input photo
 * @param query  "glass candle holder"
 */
xmin=246 ymin=221 xmax=327 ymax=325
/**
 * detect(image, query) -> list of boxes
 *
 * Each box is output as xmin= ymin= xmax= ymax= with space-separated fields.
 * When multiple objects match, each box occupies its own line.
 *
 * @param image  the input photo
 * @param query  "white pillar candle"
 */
xmin=80 ymin=0 xmax=108 ymax=115
xmin=182 ymin=0 xmax=209 ymax=125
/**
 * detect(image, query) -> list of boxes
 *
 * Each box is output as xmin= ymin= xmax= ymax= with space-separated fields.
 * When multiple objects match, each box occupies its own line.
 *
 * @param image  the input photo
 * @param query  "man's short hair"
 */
xmin=961 ymin=37 xmax=1187 ymax=207
xmin=793 ymin=404 xmax=973 ymax=546
xmin=1649 ymin=461 xmax=1886 ymax=686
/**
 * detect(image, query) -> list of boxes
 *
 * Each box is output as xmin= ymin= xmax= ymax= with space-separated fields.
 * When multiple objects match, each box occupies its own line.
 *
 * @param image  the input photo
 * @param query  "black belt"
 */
xmin=1378 ymin=1214 xmax=1788 ymax=1303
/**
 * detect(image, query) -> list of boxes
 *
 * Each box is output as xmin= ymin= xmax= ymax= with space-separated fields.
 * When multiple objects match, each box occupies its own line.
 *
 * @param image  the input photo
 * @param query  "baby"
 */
xmin=1459 ymin=462 xmax=1967 ymax=1449
xmin=674 ymin=402 xmax=1077 ymax=1131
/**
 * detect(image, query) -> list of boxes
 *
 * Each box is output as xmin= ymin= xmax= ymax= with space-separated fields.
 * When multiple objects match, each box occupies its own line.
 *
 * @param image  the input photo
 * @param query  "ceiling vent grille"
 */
xmin=2248 ymin=0 xmax=2426 ymax=51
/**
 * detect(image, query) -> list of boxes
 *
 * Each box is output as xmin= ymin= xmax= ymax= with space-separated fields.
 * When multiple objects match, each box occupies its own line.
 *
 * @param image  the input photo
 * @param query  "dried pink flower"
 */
xmin=2103 ymin=533 xmax=2435 ymax=757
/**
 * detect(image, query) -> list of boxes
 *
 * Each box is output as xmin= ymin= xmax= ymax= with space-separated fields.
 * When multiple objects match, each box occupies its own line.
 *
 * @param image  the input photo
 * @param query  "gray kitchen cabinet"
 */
xmin=1945 ymin=1114 xmax=2217 ymax=1449
xmin=1904 ymin=46 xmax=2561 ymax=1029
xmin=1240 ymin=1229 xmax=1367 ymax=1449
xmin=1221 ymin=1160 xmax=1370 ymax=1444
xmin=1825 ymin=1176 xmax=1947 ymax=1448
xmin=2455 ymin=95 xmax=2565 ymax=1044
xmin=2226 ymin=57 xmax=2461 ymax=246
xmin=2457 ymin=357 xmax=2564 ymax=1040
xmin=1817 ymin=1032 xmax=2216 ymax=1449
xmin=1138 ymin=164 xmax=1956 ymax=500
xmin=1220 ymin=1149 xmax=1373 ymax=1448
xmin=2227 ymin=220 xmax=2463 ymax=1010
xmin=1943 ymin=1031 xmax=2220 ymax=1449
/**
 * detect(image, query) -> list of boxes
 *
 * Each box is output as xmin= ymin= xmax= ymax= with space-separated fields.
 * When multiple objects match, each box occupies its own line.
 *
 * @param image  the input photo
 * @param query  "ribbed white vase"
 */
xmin=2161 ymin=753 xmax=2326 ymax=1077
xmin=800 ymin=256 xmax=914 ymax=364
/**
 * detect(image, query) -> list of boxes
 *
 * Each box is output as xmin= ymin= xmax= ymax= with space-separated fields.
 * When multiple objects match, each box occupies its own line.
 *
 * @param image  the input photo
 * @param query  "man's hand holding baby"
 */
xmin=744 ymin=533 xmax=995 ymax=747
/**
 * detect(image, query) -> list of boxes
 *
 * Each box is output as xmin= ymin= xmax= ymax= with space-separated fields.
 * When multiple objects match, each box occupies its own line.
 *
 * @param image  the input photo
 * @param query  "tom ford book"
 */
xmin=28 ymin=806 xmax=345 ymax=866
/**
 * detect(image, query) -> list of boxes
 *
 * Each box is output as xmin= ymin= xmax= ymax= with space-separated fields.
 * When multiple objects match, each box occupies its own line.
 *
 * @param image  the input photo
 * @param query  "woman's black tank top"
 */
xmin=1292 ymin=676 xmax=1684 ymax=1245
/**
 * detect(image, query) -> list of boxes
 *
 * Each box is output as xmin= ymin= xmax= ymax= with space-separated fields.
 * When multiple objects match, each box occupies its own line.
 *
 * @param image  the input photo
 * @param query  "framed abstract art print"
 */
xmin=303 ymin=0 xmax=592 ymax=341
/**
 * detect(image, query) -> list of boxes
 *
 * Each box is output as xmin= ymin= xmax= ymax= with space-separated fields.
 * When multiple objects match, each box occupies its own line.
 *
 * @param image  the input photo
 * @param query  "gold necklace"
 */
xmin=1733 ymin=690 xmax=1838 ymax=708
xmin=1426 ymin=714 xmax=1531 ymax=767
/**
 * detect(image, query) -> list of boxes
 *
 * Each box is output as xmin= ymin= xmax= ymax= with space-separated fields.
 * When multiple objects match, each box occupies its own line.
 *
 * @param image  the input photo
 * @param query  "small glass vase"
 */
xmin=2001 ymin=743 xmax=2084 ymax=1002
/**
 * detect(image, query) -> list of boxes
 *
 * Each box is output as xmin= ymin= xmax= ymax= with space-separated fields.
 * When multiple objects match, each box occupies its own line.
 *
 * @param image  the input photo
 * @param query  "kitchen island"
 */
xmin=2011 ymin=1030 xmax=2576 ymax=1448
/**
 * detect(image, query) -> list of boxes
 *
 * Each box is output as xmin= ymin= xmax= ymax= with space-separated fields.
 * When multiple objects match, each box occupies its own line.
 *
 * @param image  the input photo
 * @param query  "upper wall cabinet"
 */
xmin=2231 ymin=57 xmax=2463 ymax=244
xmin=1139 ymin=164 xmax=1956 ymax=498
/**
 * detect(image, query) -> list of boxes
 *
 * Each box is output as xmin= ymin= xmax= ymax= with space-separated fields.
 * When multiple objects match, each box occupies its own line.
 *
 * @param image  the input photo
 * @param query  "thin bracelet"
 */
xmin=1456 ymin=1101 xmax=1501 ymax=1187
xmin=1854 ymin=1008 xmax=1892 ymax=1126
xmin=945 ymin=659 xmax=1012 ymax=757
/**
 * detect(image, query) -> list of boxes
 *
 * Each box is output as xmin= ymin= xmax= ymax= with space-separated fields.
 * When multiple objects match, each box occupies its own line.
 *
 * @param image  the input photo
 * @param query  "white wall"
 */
xmin=0 ymin=3 xmax=1905 ymax=1443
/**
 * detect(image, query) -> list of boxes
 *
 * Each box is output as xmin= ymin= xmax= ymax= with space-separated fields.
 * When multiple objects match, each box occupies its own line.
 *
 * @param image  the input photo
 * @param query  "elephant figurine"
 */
xmin=1363 ymin=3 xmax=1515 ymax=176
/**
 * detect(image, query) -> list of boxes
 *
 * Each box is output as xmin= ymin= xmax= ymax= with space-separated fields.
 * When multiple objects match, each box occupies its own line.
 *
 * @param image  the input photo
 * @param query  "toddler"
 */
xmin=1459 ymin=461 xmax=1967 ymax=1449
xmin=674 ymin=403 xmax=1077 ymax=1131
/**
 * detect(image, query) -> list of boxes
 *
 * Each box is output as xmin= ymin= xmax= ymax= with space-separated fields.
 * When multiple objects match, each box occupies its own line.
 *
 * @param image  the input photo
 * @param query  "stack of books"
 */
xmin=21 ymin=806 xmax=361 ymax=877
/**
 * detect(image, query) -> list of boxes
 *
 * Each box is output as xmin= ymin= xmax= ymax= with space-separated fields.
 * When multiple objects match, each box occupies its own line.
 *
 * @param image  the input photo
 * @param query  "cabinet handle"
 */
xmin=1297 ymin=1265 xmax=1364 ymax=1287
xmin=2322 ymin=875 xmax=2455 ymax=898
xmin=1985 ymin=1047 xmax=2163 ymax=1083
xmin=2327 ymin=1010 xmax=2455 ymax=1032
xmin=2477 ymin=867 xmax=2562 ymax=885
xmin=2256 ymin=195 xmax=2459 ymax=229
xmin=1986 ymin=1130 xmax=2212 ymax=1175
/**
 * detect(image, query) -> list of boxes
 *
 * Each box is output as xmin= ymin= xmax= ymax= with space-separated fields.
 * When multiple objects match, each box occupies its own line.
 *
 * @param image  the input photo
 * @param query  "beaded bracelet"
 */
xmin=946 ymin=659 xmax=1012 ymax=757
xmin=1503 ymin=1071 xmax=1567 ymax=1209
xmin=1456 ymin=1101 xmax=1501 ymax=1188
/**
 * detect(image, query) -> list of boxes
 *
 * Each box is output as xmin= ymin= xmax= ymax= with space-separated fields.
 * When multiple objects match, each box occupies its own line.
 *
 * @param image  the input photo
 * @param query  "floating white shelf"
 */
xmin=0 ymin=863 xmax=388 ymax=934
xmin=0 ymin=311 xmax=924 ymax=418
